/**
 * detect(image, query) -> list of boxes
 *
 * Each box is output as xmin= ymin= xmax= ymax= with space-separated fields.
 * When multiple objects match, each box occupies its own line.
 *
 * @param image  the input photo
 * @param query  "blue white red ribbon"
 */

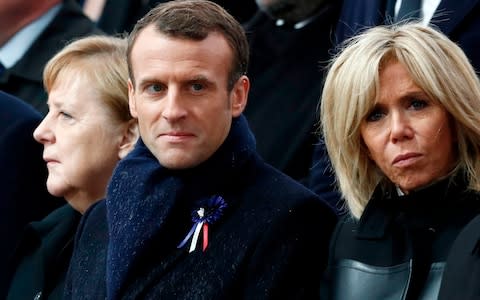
xmin=177 ymin=195 xmax=227 ymax=252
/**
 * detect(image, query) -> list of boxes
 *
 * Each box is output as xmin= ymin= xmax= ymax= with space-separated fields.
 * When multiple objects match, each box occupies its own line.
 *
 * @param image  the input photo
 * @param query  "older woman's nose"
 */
xmin=33 ymin=114 xmax=55 ymax=144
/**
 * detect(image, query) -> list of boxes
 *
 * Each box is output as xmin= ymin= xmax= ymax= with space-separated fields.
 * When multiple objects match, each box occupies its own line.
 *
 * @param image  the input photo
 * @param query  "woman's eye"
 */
xmin=60 ymin=111 xmax=73 ymax=120
xmin=366 ymin=109 xmax=384 ymax=122
xmin=410 ymin=99 xmax=427 ymax=110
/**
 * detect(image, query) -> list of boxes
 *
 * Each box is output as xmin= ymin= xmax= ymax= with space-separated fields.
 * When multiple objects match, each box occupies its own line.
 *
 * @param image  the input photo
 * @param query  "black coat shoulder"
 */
xmin=438 ymin=214 xmax=480 ymax=300
xmin=0 ymin=91 xmax=63 ymax=298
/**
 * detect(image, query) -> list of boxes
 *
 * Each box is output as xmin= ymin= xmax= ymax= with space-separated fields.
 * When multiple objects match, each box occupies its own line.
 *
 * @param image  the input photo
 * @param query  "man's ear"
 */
xmin=230 ymin=75 xmax=249 ymax=117
xmin=118 ymin=119 xmax=139 ymax=159
xmin=128 ymin=78 xmax=138 ymax=118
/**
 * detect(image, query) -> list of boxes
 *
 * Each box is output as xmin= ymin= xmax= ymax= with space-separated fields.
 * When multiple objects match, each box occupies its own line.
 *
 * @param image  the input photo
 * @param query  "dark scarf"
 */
xmin=106 ymin=115 xmax=256 ymax=299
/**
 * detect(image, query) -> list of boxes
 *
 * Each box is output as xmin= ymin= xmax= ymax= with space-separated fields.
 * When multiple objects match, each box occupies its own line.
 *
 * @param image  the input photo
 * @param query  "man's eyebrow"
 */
xmin=136 ymin=76 xmax=161 ymax=87
xmin=185 ymin=74 xmax=212 ymax=83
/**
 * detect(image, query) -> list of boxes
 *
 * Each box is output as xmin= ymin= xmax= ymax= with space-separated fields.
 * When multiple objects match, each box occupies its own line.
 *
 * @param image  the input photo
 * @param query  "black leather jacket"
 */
xmin=322 ymin=173 xmax=480 ymax=300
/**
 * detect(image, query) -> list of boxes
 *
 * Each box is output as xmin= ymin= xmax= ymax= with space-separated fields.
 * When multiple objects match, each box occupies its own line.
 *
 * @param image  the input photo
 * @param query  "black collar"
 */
xmin=356 ymin=172 xmax=469 ymax=239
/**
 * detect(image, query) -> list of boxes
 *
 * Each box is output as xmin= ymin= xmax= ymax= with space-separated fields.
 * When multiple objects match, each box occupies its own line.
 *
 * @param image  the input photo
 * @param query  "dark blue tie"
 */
xmin=396 ymin=0 xmax=421 ymax=22
xmin=0 ymin=61 xmax=5 ymax=76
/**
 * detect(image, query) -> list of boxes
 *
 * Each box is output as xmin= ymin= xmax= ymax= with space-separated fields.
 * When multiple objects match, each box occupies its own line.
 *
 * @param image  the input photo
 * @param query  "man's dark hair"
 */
xmin=127 ymin=0 xmax=249 ymax=91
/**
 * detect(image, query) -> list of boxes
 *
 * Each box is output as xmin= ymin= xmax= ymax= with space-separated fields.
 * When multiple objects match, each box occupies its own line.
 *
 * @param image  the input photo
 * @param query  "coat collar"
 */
xmin=356 ymin=172 xmax=469 ymax=239
xmin=7 ymin=204 xmax=80 ymax=296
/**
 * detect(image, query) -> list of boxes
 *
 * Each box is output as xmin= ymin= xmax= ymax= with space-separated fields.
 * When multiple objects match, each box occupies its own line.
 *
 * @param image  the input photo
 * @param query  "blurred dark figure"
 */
xmin=215 ymin=0 xmax=257 ymax=23
xmin=0 ymin=0 xmax=100 ymax=114
xmin=0 ymin=91 xmax=62 ymax=299
xmin=243 ymin=0 xmax=342 ymax=211
xmin=84 ymin=0 xmax=257 ymax=34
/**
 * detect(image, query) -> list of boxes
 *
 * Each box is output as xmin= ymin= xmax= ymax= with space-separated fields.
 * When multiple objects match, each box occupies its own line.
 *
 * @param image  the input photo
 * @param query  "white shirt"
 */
xmin=0 ymin=4 xmax=61 ymax=68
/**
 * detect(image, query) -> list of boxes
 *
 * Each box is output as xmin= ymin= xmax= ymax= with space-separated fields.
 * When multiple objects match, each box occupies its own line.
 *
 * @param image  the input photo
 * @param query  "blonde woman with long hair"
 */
xmin=320 ymin=23 xmax=480 ymax=299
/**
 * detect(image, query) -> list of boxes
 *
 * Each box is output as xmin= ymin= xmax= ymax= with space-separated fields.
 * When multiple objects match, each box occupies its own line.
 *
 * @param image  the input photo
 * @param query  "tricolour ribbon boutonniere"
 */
xmin=177 ymin=195 xmax=227 ymax=253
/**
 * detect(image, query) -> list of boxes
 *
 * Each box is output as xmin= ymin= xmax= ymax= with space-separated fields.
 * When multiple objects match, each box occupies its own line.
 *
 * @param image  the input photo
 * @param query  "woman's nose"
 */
xmin=389 ymin=111 xmax=414 ymax=143
xmin=33 ymin=114 xmax=55 ymax=144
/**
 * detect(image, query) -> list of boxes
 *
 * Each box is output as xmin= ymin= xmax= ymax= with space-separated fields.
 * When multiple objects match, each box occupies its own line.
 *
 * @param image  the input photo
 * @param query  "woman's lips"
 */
xmin=392 ymin=153 xmax=422 ymax=167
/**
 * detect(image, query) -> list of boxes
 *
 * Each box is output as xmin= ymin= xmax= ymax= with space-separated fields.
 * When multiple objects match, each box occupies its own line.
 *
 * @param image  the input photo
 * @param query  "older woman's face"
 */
xmin=360 ymin=61 xmax=456 ymax=193
xmin=34 ymin=73 xmax=124 ymax=213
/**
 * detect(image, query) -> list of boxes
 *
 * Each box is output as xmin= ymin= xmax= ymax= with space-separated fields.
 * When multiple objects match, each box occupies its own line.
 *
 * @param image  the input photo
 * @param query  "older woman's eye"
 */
xmin=60 ymin=111 xmax=73 ymax=120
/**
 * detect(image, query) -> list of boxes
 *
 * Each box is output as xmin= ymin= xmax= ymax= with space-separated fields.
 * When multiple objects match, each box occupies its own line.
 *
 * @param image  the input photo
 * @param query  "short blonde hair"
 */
xmin=43 ymin=35 xmax=131 ymax=123
xmin=320 ymin=23 xmax=480 ymax=219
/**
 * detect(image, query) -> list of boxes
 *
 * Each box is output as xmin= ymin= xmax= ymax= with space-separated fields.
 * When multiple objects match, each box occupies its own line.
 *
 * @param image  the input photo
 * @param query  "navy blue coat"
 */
xmin=64 ymin=153 xmax=337 ymax=299
xmin=0 ymin=91 xmax=63 ymax=298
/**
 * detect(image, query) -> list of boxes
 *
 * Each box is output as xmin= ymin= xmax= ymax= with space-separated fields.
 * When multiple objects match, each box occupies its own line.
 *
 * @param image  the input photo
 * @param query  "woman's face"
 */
xmin=34 ymin=72 xmax=125 ymax=212
xmin=360 ymin=61 xmax=457 ymax=193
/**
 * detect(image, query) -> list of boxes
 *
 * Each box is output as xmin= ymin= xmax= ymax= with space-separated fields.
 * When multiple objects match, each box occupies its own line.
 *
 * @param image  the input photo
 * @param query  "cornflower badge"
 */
xmin=178 ymin=195 xmax=227 ymax=253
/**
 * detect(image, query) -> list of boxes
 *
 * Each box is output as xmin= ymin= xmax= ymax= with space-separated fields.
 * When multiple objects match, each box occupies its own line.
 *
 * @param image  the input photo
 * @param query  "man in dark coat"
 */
xmin=243 ymin=0 xmax=341 ymax=186
xmin=243 ymin=0 xmax=343 ymax=214
xmin=64 ymin=1 xmax=337 ymax=299
xmin=0 ymin=0 xmax=100 ymax=115
xmin=0 ymin=91 xmax=62 ymax=298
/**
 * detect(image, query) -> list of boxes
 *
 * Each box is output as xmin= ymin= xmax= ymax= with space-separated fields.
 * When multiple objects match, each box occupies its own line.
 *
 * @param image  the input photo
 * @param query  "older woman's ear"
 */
xmin=118 ymin=119 xmax=139 ymax=159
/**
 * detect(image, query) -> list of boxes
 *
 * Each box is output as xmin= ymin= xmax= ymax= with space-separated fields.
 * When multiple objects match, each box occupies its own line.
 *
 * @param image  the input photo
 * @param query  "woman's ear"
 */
xmin=118 ymin=119 xmax=139 ymax=159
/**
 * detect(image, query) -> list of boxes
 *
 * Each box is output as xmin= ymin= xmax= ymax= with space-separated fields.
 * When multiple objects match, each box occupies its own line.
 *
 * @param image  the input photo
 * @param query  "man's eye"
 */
xmin=191 ymin=83 xmax=204 ymax=92
xmin=146 ymin=83 xmax=164 ymax=93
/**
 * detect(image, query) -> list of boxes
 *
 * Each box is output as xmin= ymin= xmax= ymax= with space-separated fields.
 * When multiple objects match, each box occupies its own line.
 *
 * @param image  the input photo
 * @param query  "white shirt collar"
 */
xmin=0 ymin=4 xmax=62 ymax=68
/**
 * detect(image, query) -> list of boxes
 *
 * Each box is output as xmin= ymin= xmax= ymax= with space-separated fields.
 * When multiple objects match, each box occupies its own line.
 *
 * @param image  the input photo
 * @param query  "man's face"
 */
xmin=129 ymin=25 xmax=249 ymax=169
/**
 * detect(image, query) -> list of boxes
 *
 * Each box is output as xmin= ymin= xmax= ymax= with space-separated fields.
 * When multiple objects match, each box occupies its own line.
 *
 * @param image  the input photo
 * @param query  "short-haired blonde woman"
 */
xmin=5 ymin=35 xmax=138 ymax=300
xmin=320 ymin=23 xmax=480 ymax=299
